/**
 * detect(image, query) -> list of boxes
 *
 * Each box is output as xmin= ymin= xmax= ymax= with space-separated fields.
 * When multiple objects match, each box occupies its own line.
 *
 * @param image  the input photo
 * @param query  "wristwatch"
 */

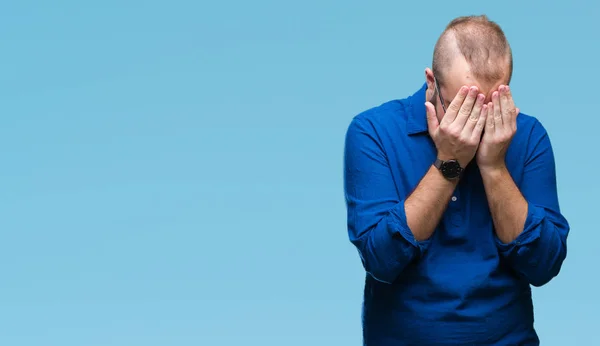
xmin=433 ymin=158 xmax=463 ymax=180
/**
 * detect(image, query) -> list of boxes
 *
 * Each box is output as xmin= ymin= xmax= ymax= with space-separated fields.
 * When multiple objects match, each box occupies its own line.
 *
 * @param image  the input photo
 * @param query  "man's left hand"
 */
xmin=476 ymin=85 xmax=520 ymax=171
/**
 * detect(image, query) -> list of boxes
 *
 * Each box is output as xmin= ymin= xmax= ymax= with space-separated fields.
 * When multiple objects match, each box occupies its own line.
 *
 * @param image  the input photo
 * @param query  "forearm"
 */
xmin=405 ymin=165 xmax=459 ymax=241
xmin=477 ymin=120 xmax=569 ymax=287
xmin=480 ymin=165 xmax=528 ymax=244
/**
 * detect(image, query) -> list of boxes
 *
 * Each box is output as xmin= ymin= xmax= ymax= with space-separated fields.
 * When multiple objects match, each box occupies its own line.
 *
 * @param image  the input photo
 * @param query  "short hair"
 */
xmin=432 ymin=15 xmax=513 ymax=87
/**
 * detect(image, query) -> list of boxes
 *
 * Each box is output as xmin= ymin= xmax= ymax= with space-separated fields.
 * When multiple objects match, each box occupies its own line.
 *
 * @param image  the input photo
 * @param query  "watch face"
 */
xmin=441 ymin=160 xmax=462 ymax=179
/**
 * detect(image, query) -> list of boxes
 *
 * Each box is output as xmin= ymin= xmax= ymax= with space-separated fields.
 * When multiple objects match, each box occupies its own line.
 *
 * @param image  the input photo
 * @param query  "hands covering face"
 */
xmin=476 ymin=85 xmax=519 ymax=170
xmin=425 ymin=84 xmax=518 ymax=170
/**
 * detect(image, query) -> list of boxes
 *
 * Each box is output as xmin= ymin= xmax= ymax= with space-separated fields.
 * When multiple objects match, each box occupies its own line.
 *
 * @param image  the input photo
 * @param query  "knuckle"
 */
xmin=439 ymin=122 xmax=449 ymax=132
xmin=459 ymin=108 xmax=471 ymax=117
xmin=449 ymin=127 xmax=461 ymax=138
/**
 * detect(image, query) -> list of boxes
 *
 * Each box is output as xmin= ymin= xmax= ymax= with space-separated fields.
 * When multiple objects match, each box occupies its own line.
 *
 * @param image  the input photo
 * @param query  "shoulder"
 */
xmin=345 ymin=99 xmax=409 ymax=142
xmin=351 ymin=99 xmax=406 ymax=127
xmin=517 ymin=112 xmax=546 ymax=134
xmin=345 ymin=84 xmax=427 ymax=146
xmin=511 ymin=111 xmax=556 ymax=167
xmin=515 ymin=111 xmax=552 ymax=146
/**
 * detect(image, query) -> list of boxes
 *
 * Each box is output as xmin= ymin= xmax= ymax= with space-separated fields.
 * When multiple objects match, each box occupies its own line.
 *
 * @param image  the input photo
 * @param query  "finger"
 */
xmin=500 ymin=85 xmax=517 ymax=128
xmin=485 ymin=102 xmax=495 ymax=134
xmin=492 ymin=91 xmax=503 ymax=130
xmin=452 ymin=86 xmax=479 ymax=128
xmin=462 ymin=93 xmax=485 ymax=135
xmin=472 ymin=103 xmax=488 ymax=141
xmin=425 ymin=101 xmax=439 ymax=136
xmin=440 ymin=86 xmax=469 ymax=125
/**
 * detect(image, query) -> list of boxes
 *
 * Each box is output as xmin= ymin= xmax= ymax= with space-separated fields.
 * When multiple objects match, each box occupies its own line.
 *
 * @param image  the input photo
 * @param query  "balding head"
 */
xmin=432 ymin=15 xmax=512 ymax=88
xmin=425 ymin=15 xmax=513 ymax=120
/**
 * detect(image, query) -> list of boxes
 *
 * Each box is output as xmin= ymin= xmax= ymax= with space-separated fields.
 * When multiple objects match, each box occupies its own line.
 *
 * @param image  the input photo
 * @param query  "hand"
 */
xmin=476 ymin=85 xmax=520 ymax=171
xmin=426 ymin=85 xmax=489 ymax=169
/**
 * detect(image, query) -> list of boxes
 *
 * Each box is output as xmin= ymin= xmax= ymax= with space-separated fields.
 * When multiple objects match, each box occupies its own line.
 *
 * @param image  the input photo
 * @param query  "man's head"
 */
xmin=425 ymin=15 xmax=512 ymax=121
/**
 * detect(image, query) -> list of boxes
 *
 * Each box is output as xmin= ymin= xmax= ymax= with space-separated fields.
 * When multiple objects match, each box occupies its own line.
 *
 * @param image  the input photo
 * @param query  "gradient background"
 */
xmin=1 ymin=1 xmax=597 ymax=345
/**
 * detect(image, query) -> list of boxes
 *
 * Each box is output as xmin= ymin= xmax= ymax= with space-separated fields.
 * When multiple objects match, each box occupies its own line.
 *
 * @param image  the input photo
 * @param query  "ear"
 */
xmin=425 ymin=68 xmax=435 ymax=100
xmin=425 ymin=68 xmax=435 ymax=85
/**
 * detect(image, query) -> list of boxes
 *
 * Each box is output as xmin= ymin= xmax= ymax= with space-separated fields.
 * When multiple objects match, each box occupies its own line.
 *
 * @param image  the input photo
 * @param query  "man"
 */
xmin=343 ymin=15 xmax=569 ymax=345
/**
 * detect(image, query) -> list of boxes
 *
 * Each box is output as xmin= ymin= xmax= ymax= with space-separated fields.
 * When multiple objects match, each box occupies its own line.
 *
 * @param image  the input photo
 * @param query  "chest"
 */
xmin=384 ymin=135 xmax=526 ymax=245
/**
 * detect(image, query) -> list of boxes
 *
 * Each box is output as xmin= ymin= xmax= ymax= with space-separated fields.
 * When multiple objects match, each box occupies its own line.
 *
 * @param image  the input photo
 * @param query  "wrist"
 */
xmin=430 ymin=165 xmax=460 ymax=187
xmin=433 ymin=157 xmax=464 ymax=181
xmin=436 ymin=151 xmax=470 ymax=169
xmin=478 ymin=163 xmax=508 ymax=178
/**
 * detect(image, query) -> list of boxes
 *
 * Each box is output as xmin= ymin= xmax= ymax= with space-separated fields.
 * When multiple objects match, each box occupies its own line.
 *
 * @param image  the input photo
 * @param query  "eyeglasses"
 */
xmin=434 ymin=77 xmax=447 ymax=114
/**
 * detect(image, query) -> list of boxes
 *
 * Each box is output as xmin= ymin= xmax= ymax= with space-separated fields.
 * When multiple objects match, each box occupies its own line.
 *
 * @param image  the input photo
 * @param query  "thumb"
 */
xmin=425 ymin=102 xmax=439 ymax=135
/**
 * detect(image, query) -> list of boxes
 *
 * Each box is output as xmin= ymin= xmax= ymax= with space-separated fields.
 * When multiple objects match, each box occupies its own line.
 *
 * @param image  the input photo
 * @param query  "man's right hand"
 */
xmin=425 ymin=85 xmax=488 ymax=169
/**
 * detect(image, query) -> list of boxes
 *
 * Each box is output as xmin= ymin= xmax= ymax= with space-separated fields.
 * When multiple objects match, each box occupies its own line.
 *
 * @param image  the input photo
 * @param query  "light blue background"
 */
xmin=0 ymin=1 xmax=596 ymax=345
